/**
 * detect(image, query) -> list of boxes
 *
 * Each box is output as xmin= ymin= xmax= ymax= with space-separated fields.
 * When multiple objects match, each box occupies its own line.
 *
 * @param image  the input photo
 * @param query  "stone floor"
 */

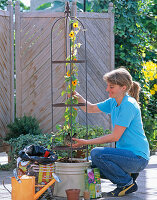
xmin=0 ymin=152 xmax=157 ymax=200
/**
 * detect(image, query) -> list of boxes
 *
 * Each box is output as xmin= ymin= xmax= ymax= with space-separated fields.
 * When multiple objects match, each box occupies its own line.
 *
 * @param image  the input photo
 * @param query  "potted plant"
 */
xmin=51 ymin=3 xmax=111 ymax=197
xmin=49 ymin=4 xmax=91 ymax=196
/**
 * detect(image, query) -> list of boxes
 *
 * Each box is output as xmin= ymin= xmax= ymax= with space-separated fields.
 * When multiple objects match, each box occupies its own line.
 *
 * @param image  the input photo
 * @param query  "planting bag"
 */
xmin=18 ymin=161 xmax=55 ymax=183
xmin=18 ymin=145 xmax=58 ymax=164
xmin=84 ymin=168 xmax=102 ymax=198
xmin=38 ymin=164 xmax=55 ymax=183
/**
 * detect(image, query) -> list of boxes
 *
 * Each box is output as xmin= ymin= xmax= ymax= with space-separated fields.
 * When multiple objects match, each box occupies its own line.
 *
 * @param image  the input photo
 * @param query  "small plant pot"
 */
xmin=84 ymin=190 xmax=90 ymax=200
xmin=66 ymin=189 xmax=80 ymax=200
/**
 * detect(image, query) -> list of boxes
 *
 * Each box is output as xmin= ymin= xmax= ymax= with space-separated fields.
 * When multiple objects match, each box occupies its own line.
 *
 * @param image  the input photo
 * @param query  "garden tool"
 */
xmin=3 ymin=173 xmax=61 ymax=200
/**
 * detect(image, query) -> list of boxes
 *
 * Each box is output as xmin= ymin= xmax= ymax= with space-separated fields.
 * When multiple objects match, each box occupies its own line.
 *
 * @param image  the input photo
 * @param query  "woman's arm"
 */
xmin=73 ymin=91 xmax=101 ymax=113
xmin=72 ymin=125 xmax=126 ymax=147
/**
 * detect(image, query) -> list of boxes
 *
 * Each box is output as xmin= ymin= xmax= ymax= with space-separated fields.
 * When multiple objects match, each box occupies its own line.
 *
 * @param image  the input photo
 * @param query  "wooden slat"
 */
xmin=22 ymin=12 xmax=65 ymax=18
xmin=78 ymin=12 xmax=110 ymax=19
xmin=15 ymin=1 xmax=22 ymax=117
xmin=0 ymin=10 xmax=10 ymax=17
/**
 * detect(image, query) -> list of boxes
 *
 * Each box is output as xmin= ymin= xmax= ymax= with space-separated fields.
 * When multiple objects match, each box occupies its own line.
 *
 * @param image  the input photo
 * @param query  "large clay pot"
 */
xmin=66 ymin=189 xmax=80 ymax=200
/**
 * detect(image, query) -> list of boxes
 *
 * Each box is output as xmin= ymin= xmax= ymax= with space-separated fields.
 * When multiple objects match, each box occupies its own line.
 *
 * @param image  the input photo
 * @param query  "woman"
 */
xmin=71 ymin=67 xmax=150 ymax=197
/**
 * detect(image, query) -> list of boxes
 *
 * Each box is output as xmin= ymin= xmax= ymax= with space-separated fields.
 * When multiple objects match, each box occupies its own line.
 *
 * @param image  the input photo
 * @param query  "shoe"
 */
xmin=102 ymin=182 xmax=138 ymax=197
xmin=131 ymin=173 xmax=139 ymax=182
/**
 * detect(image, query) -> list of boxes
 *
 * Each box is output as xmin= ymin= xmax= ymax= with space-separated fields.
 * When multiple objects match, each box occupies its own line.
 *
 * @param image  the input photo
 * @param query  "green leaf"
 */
xmin=64 ymin=76 xmax=70 ymax=82
xmin=61 ymin=90 xmax=66 ymax=96
xmin=56 ymin=124 xmax=62 ymax=130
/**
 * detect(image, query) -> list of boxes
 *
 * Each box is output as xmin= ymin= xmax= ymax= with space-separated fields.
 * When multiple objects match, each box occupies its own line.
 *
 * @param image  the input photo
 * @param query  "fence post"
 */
xmin=15 ymin=0 xmax=22 ymax=117
xmin=71 ymin=1 xmax=77 ymax=17
xmin=108 ymin=2 xmax=114 ymax=72
xmin=7 ymin=0 xmax=14 ymax=122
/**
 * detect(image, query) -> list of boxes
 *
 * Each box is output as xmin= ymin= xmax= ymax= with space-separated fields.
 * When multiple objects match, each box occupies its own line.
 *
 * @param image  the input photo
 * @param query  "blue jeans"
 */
xmin=91 ymin=147 xmax=148 ymax=187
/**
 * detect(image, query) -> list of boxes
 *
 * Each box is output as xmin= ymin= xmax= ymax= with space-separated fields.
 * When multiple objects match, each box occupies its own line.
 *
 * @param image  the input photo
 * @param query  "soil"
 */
xmin=57 ymin=157 xmax=87 ymax=163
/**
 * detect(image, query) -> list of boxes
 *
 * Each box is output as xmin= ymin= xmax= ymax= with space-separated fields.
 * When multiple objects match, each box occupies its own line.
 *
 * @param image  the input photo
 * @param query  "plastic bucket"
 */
xmin=54 ymin=161 xmax=90 ymax=197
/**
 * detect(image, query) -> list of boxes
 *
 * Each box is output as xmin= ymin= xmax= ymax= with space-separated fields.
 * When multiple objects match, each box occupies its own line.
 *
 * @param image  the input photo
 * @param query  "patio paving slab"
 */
xmin=0 ymin=152 xmax=157 ymax=200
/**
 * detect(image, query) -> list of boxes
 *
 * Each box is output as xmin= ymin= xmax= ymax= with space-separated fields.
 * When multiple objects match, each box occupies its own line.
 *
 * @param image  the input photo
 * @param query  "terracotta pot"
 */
xmin=84 ymin=190 xmax=90 ymax=200
xmin=66 ymin=189 xmax=80 ymax=200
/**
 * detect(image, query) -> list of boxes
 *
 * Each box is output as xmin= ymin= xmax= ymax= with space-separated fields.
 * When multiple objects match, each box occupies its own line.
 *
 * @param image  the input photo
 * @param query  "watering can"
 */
xmin=3 ymin=169 xmax=61 ymax=200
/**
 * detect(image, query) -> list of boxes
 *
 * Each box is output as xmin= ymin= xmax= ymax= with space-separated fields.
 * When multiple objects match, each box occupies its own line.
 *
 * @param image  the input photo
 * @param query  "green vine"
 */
xmin=60 ymin=20 xmax=82 ymax=137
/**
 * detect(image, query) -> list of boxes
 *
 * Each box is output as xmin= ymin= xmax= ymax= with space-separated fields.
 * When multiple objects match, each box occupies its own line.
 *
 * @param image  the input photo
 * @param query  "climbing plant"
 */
xmin=61 ymin=20 xmax=81 ymax=135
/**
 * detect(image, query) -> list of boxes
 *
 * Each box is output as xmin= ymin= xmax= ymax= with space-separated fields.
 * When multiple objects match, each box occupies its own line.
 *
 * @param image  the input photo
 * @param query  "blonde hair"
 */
xmin=128 ymin=81 xmax=141 ymax=102
xmin=103 ymin=67 xmax=141 ymax=102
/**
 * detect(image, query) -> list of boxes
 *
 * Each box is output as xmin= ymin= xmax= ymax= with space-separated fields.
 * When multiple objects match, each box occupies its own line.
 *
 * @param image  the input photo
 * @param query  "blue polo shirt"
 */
xmin=97 ymin=95 xmax=150 ymax=160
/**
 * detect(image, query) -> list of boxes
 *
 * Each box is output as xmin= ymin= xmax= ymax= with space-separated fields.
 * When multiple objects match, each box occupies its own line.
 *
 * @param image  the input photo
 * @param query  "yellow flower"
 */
xmin=73 ymin=23 xmax=78 ymax=28
xmin=153 ymin=84 xmax=157 ymax=91
xmin=69 ymin=31 xmax=75 ymax=38
xmin=67 ymin=70 xmax=70 ymax=77
xmin=146 ymin=66 xmax=151 ymax=71
xmin=149 ymin=77 xmax=154 ymax=81
xmin=142 ymin=53 xmax=146 ymax=58
xmin=149 ymin=71 xmax=154 ymax=77
xmin=143 ymin=71 xmax=148 ymax=77
xmin=144 ymin=84 xmax=148 ymax=89
xmin=142 ymin=61 xmax=157 ymax=81
xmin=72 ymin=80 xmax=77 ymax=86
xmin=154 ymin=84 xmax=157 ymax=90
xmin=150 ymin=89 xmax=155 ymax=95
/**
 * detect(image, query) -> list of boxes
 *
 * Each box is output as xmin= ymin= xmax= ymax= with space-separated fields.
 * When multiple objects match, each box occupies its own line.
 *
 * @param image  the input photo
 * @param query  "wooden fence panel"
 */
xmin=77 ymin=5 xmax=114 ymax=131
xmin=0 ymin=2 xmax=14 ymax=141
xmin=15 ymin=1 xmax=66 ymax=134
xmin=15 ymin=3 xmax=114 ymax=133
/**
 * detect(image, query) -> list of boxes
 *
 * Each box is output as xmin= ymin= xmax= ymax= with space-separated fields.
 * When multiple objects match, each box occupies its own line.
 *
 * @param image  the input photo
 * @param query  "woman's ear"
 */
xmin=122 ymin=85 xmax=127 ymax=91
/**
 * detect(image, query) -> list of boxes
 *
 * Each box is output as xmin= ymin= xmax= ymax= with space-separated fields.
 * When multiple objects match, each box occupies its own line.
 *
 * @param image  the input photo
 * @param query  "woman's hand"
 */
xmin=67 ymin=91 xmax=77 ymax=98
xmin=67 ymin=91 xmax=101 ymax=113
xmin=71 ymin=138 xmax=87 ymax=148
